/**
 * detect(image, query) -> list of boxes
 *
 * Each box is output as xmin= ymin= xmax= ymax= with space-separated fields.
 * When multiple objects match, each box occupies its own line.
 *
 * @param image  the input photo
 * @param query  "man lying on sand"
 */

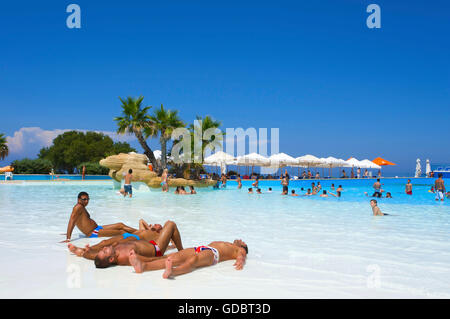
xmin=68 ymin=220 xmax=183 ymax=268
xmin=62 ymin=192 xmax=137 ymax=242
xmin=129 ymin=239 xmax=248 ymax=278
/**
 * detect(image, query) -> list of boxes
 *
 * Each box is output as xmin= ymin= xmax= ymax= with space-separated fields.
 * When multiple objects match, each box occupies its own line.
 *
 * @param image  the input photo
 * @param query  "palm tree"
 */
xmin=114 ymin=96 xmax=159 ymax=171
xmin=148 ymin=104 xmax=185 ymax=171
xmin=190 ymin=115 xmax=223 ymax=163
xmin=184 ymin=115 xmax=223 ymax=178
xmin=0 ymin=133 xmax=9 ymax=161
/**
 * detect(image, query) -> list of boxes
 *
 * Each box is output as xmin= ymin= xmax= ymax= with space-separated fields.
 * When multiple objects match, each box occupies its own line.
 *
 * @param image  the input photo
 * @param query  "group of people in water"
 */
xmin=63 ymin=191 xmax=248 ymax=278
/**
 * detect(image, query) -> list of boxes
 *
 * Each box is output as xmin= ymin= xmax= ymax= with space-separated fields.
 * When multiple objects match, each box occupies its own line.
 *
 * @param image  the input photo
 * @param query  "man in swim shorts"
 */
xmin=68 ymin=220 xmax=184 ymax=268
xmin=434 ymin=173 xmax=446 ymax=201
xmin=62 ymin=192 xmax=137 ymax=242
xmin=123 ymin=169 xmax=133 ymax=198
xmin=129 ymin=239 xmax=248 ymax=278
xmin=373 ymin=179 xmax=382 ymax=197
xmin=405 ymin=179 xmax=413 ymax=195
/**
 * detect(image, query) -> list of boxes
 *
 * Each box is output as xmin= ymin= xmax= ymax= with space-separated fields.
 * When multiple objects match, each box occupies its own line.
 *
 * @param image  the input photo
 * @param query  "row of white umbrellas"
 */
xmin=202 ymin=151 xmax=381 ymax=169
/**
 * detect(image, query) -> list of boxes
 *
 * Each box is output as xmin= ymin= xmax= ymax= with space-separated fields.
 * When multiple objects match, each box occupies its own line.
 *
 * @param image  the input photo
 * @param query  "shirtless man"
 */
xmin=68 ymin=220 xmax=183 ymax=268
xmin=221 ymin=174 xmax=227 ymax=188
xmin=237 ymin=174 xmax=242 ymax=189
xmin=124 ymin=169 xmax=133 ymax=198
xmin=434 ymin=173 xmax=446 ymax=201
xmin=373 ymin=179 xmax=382 ymax=197
xmin=320 ymin=190 xmax=328 ymax=197
xmin=252 ymin=176 xmax=259 ymax=188
xmin=129 ymin=239 xmax=248 ymax=278
xmin=291 ymin=190 xmax=299 ymax=196
xmin=62 ymin=192 xmax=137 ymax=242
xmin=405 ymin=179 xmax=413 ymax=195
xmin=370 ymin=199 xmax=387 ymax=216
xmin=161 ymin=168 xmax=169 ymax=192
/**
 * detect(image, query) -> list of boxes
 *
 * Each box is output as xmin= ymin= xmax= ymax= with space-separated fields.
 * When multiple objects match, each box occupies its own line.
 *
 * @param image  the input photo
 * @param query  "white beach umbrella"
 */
xmin=296 ymin=154 xmax=322 ymax=167
xmin=268 ymin=153 xmax=298 ymax=168
xmin=426 ymin=159 xmax=431 ymax=177
xmin=345 ymin=157 xmax=363 ymax=168
xmin=359 ymin=159 xmax=381 ymax=170
xmin=203 ymin=151 xmax=236 ymax=166
xmin=318 ymin=157 xmax=346 ymax=168
xmin=415 ymin=158 xmax=422 ymax=177
xmin=236 ymin=153 xmax=270 ymax=166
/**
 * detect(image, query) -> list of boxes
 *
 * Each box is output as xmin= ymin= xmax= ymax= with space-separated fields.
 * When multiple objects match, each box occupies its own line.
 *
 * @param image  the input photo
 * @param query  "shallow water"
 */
xmin=0 ymin=178 xmax=449 ymax=298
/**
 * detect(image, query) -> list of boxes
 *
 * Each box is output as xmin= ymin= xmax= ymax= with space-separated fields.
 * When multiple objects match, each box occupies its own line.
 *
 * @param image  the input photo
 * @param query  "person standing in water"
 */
xmin=373 ymin=178 xmax=382 ymax=197
xmin=161 ymin=168 xmax=169 ymax=192
xmin=237 ymin=174 xmax=242 ymax=189
xmin=123 ymin=169 xmax=133 ymax=198
xmin=434 ymin=173 xmax=446 ymax=201
xmin=405 ymin=179 xmax=413 ymax=195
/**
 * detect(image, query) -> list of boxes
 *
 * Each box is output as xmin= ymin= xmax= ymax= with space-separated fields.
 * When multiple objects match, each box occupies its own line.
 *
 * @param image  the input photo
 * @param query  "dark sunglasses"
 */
xmin=80 ymin=198 xmax=89 ymax=201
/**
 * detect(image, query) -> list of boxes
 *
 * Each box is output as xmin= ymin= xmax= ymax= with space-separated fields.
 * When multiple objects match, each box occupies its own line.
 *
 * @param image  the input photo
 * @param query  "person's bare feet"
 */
xmin=162 ymin=257 xmax=173 ymax=279
xmin=129 ymin=249 xmax=144 ymax=273
xmin=68 ymin=243 xmax=84 ymax=256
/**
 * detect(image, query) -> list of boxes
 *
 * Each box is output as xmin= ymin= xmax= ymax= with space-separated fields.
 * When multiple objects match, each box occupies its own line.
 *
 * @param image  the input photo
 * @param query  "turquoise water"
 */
xmin=0 ymin=174 xmax=111 ymax=180
xmin=0 ymin=178 xmax=449 ymax=298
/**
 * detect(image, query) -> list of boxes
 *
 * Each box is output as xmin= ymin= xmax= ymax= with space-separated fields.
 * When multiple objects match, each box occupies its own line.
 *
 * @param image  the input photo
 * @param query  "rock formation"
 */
xmin=99 ymin=152 xmax=215 ymax=188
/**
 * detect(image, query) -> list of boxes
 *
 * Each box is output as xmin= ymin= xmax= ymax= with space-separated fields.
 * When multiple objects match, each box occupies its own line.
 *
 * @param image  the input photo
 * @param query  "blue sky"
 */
xmin=1 ymin=0 xmax=449 ymax=175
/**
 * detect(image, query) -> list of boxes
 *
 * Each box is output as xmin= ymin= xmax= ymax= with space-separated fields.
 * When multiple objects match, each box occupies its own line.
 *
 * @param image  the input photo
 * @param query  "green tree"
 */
xmin=38 ymin=131 xmax=135 ymax=173
xmin=189 ymin=115 xmax=223 ymax=163
xmin=0 ymin=133 xmax=9 ymax=161
xmin=12 ymin=158 xmax=53 ymax=174
xmin=114 ymin=96 xmax=159 ymax=171
xmin=148 ymin=104 xmax=185 ymax=171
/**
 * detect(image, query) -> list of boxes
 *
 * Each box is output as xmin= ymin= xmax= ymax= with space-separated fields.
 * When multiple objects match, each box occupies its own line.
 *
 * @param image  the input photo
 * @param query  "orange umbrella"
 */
xmin=372 ymin=157 xmax=396 ymax=166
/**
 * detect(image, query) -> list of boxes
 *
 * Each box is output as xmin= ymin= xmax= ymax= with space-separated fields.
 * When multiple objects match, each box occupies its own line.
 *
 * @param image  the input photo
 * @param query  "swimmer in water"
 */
xmin=320 ymin=190 xmax=328 ymax=197
xmin=248 ymin=188 xmax=253 ymax=194
xmin=370 ymin=199 xmax=388 ymax=216
xmin=256 ymin=188 xmax=262 ymax=194
xmin=291 ymin=190 xmax=299 ymax=196
xmin=267 ymin=187 xmax=272 ymax=193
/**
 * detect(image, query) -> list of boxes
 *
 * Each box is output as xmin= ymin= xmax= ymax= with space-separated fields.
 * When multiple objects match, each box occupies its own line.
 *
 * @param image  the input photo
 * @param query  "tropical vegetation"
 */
xmin=38 ymin=131 xmax=135 ymax=173
xmin=114 ymin=96 xmax=159 ymax=172
xmin=0 ymin=133 xmax=9 ymax=161
xmin=114 ymin=96 xmax=224 ymax=178
xmin=11 ymin=158 xmax=53 ymax=174
xmin=147 ymin=104 xmax=185 ymax=171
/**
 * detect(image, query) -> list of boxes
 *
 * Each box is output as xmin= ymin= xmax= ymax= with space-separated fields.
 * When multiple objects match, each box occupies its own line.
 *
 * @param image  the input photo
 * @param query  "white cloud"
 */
xmin=4 ymin=127 xmax=138 ymax=161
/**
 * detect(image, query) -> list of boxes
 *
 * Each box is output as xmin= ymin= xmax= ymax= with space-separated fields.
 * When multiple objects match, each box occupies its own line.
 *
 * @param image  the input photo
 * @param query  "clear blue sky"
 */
xmin=1 ymin=0 xmax=449 ymax=175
